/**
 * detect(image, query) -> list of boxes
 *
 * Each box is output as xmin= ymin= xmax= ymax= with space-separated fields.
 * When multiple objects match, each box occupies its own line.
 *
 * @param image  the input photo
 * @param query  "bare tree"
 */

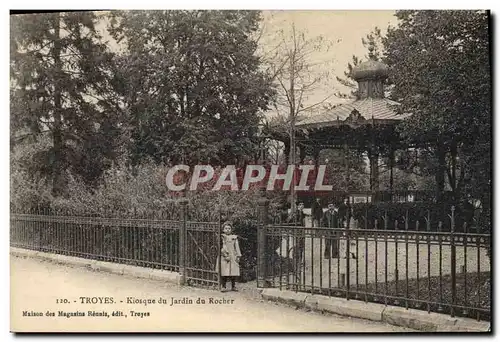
xmin=262 ymin=22 xmax=336 ymax=213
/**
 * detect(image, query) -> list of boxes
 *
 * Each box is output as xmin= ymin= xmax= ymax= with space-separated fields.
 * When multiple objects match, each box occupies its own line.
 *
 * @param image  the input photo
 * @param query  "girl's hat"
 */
xmin=222 ymin=221 xmax=233 ymax=229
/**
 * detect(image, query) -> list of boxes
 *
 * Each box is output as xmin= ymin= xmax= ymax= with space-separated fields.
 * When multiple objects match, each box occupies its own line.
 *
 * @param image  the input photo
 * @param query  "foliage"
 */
xmin=334 ymin=11 xmax=491 ymax=215
xmin=107 ymin=10 xmax=274 ymax=166
xmin=319 ymin=148 xmax=369 ymax=192
xmin=10 ymin=12 xmax=121 ymax=194
xmin=11 ymin=160 xmax=278 ymax=280
xmin=351 ymin=201 xmax=479 ymax=232
xmin=383 ymin=10 xmax=491 ymax=210
xmin=10 ymin=11 xmax=279 ymax=281
xmin=379 ymin=150 xmax=436 ymax=192
xmin=357 ymin=272 xmax=490 ymax=321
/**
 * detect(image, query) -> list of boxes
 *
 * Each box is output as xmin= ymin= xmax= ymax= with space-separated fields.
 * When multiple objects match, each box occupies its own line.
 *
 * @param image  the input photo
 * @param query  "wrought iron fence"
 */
xmin=11 ymin=210 xmax=181 ymax=271
xmin=258 ymin=206 xmax=491 ymax=322
xmin=184 ymin=221 xmax=221 ymax=286
xmin=10 ymin=203 xmax=222 ymax=288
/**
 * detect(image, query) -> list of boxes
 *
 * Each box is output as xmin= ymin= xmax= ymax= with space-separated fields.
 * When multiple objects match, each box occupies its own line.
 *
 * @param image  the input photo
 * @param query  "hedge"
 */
xmin=351 ymin=201 xmax=480 ymax=233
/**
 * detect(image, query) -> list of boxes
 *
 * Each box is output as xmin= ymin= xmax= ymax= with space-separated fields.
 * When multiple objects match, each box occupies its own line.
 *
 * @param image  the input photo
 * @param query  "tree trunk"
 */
xmin=51 ymin=13 xmax=65 ymax=197
xmin=312 ymin=147 xmax=320 ymax=168
xmin=436 ymin=144 xmax=446 ymax=203
xmin=389 ymin=147 xmax=395 ymax=201
xmin=449 ymin=143 xmax=459 ymax=203
xmin=283 ymin=139 xmax=290 ymax=165
xmin=298 ymin=143 xmax=306 ymax=163
xmin=289 ymin=116 xmax=296 ymax=212
xmin=344 ymin=143 xmax=350 ymax=193
xmin=368 ymin=149 xmax=379 ymax=194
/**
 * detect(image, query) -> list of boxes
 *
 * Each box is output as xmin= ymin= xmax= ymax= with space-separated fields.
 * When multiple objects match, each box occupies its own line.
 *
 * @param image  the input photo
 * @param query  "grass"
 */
xmin=293 ymin=271 xmax=491 ymax=321
xmin=359 ymin=271 xmax=491 ymax=312
xmin=262 ymin=248 xmax=490 ymax=321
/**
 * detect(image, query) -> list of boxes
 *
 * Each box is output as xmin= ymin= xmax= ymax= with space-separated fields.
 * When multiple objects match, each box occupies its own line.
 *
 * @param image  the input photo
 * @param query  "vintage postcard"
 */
xmin=9 ymin=9 xmax=491 ymax=333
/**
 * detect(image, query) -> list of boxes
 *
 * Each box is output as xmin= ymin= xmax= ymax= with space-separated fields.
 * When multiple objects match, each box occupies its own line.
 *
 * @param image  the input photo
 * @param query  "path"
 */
xmin=10 ymin=256 xmax=412 ymax=332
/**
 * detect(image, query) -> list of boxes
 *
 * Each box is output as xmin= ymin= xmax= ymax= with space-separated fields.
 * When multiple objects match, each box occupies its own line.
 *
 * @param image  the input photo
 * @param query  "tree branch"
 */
xmin=297 ymin=93 xmax=335 ymax=114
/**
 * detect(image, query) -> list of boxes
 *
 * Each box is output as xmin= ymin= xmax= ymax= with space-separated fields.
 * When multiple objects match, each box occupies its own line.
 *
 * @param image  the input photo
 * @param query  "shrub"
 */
xmin=11 ymin=161 xmax=281 ymax=281
xmin=351 ymin=201 xmax=479 ymax=232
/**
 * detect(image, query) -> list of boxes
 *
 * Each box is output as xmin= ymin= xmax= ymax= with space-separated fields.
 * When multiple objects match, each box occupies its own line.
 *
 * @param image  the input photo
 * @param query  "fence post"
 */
xmin=257 ymin=187 xmax=269 ymax=288
xmin=450 ymin=205 xmax=456 ymax=317
xmin=37 ymin=205 xmax=43 ymax=251
xmin=217 ymin=206 xmax=222 ymax=291
xmin=345 ymin=207 xmax=350 ymax=300
xmin=178 ymin=198 xmax=189 ymax=286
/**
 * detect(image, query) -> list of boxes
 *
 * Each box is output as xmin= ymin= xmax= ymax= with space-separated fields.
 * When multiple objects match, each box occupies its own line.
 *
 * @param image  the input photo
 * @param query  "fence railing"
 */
xmin=257 ymin=205 xmax=491 ymax=322
xmin=10 ymin=203 xmax=221 ymax=287
xmin=11 ymin=212 xmax=181 ymax=271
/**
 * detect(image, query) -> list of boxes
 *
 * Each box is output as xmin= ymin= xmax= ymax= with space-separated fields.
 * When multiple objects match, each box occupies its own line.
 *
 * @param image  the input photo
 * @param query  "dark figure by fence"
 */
xmin=288 ymin=202 xmax=305 ymax=226
xmin=278 ymin=206 xmax=289 ymax=225
xmin=288 ymin=202 xmax=306 ymax=275
xmin=338 ymin=198 xmax=350 ymax=228
xmin=311 ymin=198 xmax=324 ymax=228
xmin=461 ymin=198 xmax=476 ymax=232
xmin=218 ymin=221 xmax=241 ymax=292
xmin=322 ymin=203 xmax=340 ymax=259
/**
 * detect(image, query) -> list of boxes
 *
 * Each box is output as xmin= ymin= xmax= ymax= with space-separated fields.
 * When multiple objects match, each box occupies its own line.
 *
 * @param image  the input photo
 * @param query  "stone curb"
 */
xmin=10 ymin=247 xmax=181 ymax=286
xmin=305 ymin=293 xmax=385 ymax=322
xmin=382 ymin=306 xmax=456 ymax=332
xmin=261 ymin=288 xmax=490 ymax=332
xmin=261 ymin=287 xmax=308 ymax=308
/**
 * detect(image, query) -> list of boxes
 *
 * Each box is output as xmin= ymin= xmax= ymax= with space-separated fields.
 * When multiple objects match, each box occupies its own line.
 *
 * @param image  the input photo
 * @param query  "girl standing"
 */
xmin=218 ymin=221 xmax=242 ymax=291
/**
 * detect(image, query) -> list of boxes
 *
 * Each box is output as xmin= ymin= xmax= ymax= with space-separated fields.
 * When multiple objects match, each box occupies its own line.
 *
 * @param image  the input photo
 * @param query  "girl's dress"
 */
xmin=217 ymin=234 xmax=241 ymax=277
